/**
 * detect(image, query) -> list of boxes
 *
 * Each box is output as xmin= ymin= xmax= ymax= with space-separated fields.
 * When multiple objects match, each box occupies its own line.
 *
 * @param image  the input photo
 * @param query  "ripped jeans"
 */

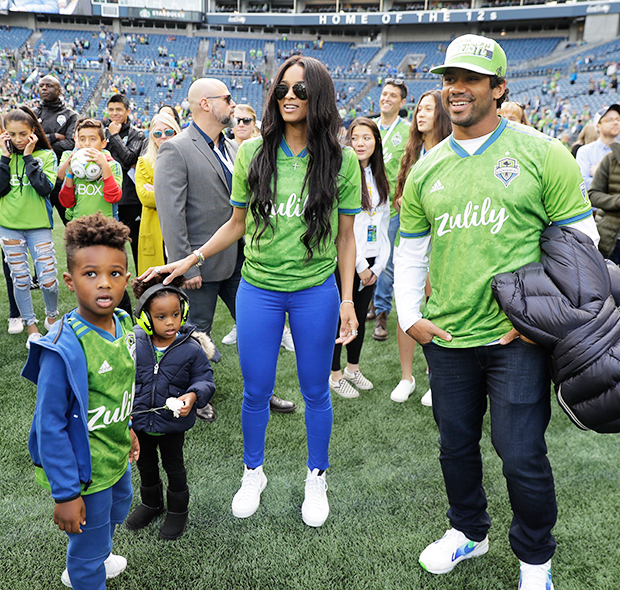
xmin=0 ymin=227 xmax=59 ymax=326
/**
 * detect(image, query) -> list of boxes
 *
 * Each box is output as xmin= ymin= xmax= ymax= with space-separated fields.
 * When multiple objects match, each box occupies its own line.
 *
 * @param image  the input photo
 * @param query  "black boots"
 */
xmin=159 ymin=487 xmax=189 ymax=541
xmin=126 ymin=481 xmax=165 ymax=530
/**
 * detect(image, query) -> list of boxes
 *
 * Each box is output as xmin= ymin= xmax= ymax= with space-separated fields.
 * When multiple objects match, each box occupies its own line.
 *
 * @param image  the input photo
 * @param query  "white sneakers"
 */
xmin=26 ymin=332 xmax=42 ymax=349
xmin=61 ymin=553 xmax=127 ymax=587
xmin=419 ymin=528 xmax=489 ymax=574
xmin=222 ymin=325 xmax=295 ymax=351
xmin=44 ymin=317 xmax=56 ymax=332
xmin=519 ymin=559 xmax=554 ymax=590
xmin=222 ymin=324 xmax=237 ymax=345
xmin=421 ymin=388 xmax=433 ymax=407
xmin=343 ymin=368 xmax=373 ymax=390
xmin=390 ymin=378 xmax=416 ymax=402
xmin=281 ymin=325 xmax=295 ymax=352
xmin=329 ymin=377 xmax=359 ymax=398
xmin=232 ymin=465 xmax=329 ymax=527
xmin=232 ymin=465 xmax=268 ymax=518
xmin=8 ymin=317 xmax=23 ymax=334
xmin=302 ymin=468 xmax=329 ymax=527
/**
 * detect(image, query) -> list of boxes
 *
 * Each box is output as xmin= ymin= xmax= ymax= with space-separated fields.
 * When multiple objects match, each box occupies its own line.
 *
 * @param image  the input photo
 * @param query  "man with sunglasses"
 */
xmin=394 ymin=34 xmax=599 ymax=589
xmin=370 ymin=78 xmax=411 ymax=342
xmin=154 ymin=78 xmax=296 ymax=420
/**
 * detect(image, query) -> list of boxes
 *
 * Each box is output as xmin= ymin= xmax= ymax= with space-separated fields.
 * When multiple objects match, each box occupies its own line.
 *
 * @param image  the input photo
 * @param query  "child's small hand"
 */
xmin=23 ymin=133 xmax=38 ymax=156
xmin=53 ymin=497 xmax=86 ymax=534
xmin=85 ymin=148 xmax=106 ymax=167
xmin=177 ymin=392 xmax=197 ymax=417
xmin=129 ymin=428 xmax=140 ymax=463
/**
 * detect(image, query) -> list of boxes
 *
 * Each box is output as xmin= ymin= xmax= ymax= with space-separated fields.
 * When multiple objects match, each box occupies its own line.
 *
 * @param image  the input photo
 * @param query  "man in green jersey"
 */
xmin=371 ymin=79 xmax=410 ymax=341
xmin=394 ymin=35 xmax=598 ymax=590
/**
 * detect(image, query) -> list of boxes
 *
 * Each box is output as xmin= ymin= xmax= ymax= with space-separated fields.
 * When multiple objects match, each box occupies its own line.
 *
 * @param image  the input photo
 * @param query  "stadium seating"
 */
xmin=0 ymin=27 xmax=33 ymax=55
xmin=119 ymin=34 xmax=199 ymax=73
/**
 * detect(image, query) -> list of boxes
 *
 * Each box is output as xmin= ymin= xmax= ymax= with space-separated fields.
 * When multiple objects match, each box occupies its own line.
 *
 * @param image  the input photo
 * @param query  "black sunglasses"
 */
xmin=236 ymin=117 xmax=254 ymax=125
xmin=385 ymin=78 xmax=406 ymax=86
xmin=205 ymin=94 xmax=233 ymax=104
xmin=274 ymin=83 xmax=308 ymax=101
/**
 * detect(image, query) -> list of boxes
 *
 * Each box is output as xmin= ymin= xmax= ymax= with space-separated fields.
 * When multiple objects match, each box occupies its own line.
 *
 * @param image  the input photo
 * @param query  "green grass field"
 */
xmin=1 ymin=213 xmax=619 ymax=589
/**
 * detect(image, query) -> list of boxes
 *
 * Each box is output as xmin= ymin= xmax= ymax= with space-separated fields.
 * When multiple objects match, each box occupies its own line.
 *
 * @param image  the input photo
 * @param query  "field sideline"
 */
xmin=1 ymin=213 xmax=619 ymax=590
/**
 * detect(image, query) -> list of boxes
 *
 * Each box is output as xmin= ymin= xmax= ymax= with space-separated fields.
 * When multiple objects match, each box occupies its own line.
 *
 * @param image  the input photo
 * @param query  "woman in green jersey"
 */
xmin=142 ymin=55 xmax=361 ymax=528
xmin=0 ymin=105 xmax=58 ymax=349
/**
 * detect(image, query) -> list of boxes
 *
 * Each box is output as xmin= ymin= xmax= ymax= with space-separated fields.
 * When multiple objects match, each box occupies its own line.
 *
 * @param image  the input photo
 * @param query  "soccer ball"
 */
xmin=71 ymin=149 xmax=102 ymax=181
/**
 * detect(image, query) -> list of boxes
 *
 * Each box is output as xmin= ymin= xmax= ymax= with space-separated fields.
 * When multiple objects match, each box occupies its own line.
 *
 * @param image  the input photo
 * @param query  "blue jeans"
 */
xmin=423 ymin=339 xmax=557 ymax=565
xmin=373 ymin=213 xmax=399 ymax=315
xmin=236 ymin=276 xmax=339 ymax=470
xmin=0 ymin=227 xmax=58 ymax=325
xmin=184 ymin=241 xmax=243 ymax=335
xmin=66 ymin=467 xmax=132 ymax=590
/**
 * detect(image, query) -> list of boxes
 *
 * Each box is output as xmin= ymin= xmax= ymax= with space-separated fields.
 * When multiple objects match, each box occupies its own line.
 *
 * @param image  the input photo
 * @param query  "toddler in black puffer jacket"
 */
xmin=127 ymin=274 xmax=215 ymax=540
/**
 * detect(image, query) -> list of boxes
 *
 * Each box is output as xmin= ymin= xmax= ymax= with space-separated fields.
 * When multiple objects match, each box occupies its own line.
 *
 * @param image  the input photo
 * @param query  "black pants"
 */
xmin=332 ymin=258 xmax=376 ymax=370
xmin=135 ymin=431 xmax=186 ymax=492
xmin=118 ymin=203 xmax=142 ymax=271
xmin=50 ymin=179 xmax=68 ymax=226
xmin=2 ymin=256 xmax=19 ymax=319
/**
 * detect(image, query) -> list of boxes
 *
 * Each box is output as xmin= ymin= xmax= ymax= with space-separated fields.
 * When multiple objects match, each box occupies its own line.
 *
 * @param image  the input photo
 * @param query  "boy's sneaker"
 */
xmin=390 ymin=378 xmax=416 ymax=403
xmin=26 ymin=332 xmax=43 ymax=349
xmin=8 ymin=317 xmax=23 ymax=334
xmin=519 ymin=559 xmax=554 ymax=590
xmin=343 ymin=368 xmax=373 ymax=390
xmin=329 ymin=377 xmax=359 ymax=399
xmin=232 ymin=465 xmax=267 ymax=518
xmin=222 ymin=324 xmax=237 ymax=345
xmin=302 ymin=468 xmax=329 ymax=527
xmin=281 ymin=325 xmax=295 ymax=352
xmin=61 ymin=553 xmax=127 ymax=587
xmin=421 ymin=388 xmax=433 ymax=407
xmin=419 ymin=528 xmax=489 ymax=574
xmin=44 ymin=317 xmax=56 ymax=332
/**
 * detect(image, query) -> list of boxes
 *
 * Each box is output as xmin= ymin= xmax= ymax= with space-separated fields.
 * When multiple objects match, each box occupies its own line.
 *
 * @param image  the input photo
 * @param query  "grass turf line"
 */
xmin=0 ymin=212 xmax=619 ymax=589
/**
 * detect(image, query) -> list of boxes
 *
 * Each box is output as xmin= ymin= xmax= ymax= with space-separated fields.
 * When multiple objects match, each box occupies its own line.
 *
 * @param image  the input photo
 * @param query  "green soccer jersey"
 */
xmin=375 ymin=116 xmax=411 ymax=218
xmin=36 ymin=310 xmax=136 ymax=494
xmin=400 ymin=118 xmax=593 ymax=348
xmin=59 ymin=149 xmax=122 ymax=221
xmin=0 ymin=149 xmax=57 ymax=230
xmin=231 ymin=137 xmax=362 ymax=292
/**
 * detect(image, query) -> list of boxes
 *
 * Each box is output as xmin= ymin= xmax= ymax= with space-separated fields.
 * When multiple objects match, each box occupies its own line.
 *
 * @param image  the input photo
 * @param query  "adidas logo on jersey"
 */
xmin=430 ymin=180 xmax=445 ymax=193
xmin=98 ymin=360 xmax=113 ymax=374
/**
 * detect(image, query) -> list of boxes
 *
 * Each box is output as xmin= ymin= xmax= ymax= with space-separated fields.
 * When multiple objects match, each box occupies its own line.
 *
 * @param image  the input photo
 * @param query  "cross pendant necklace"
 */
xmin=293 ymin=161 xmax=299 ymax=170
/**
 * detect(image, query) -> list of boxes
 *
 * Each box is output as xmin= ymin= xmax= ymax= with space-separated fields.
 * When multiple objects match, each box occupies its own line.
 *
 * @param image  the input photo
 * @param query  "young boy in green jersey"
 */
xmin=23 ymin=212 xmax=140 ymax=590
xmin=58 ymin=119 xmax=123 ymax=222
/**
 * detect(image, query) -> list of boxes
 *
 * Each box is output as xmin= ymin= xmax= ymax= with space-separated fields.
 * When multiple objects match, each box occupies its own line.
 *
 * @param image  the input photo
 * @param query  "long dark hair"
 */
xmin=247 ymin=55 xmax=342 ymax=261
xmin=345 ymin=117 xmax=389 ymax=211
xmin=395 ymin=90 xmax=451 ymax=203
xmin=4 ymin=105 xmax=52 ymax=153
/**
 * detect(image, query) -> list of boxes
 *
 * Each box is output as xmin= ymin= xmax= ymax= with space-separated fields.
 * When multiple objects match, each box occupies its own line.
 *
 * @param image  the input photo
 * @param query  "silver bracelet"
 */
xmin=340 ymin=300 xmax=354 ymax=307
xmin=192 ymin=249 xmax=205 ymax=267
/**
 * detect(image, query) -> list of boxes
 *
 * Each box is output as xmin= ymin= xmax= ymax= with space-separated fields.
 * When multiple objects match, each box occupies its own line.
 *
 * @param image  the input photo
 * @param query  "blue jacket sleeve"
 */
xmin=35 ymin=348 xmax=83 ymax=502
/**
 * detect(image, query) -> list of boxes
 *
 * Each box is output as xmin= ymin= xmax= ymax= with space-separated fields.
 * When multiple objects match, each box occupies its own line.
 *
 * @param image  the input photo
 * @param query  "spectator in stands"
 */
xmin=105 ymin=93 xmax=145 ymax=269
xmin=576 ymin=104 xmax=620 ymax=190
xmin=135 ymin=112 xmax=181 ymax=276
xmin=571 ymin=123 xmax=598 ymax=158
xmin=232 ymin=104 xmax=260 ymax=145
xmin=34 ymin=74 xmax=78 ymax=226
xmin=368 ymin=78 xmax=410 ymax=342
xmin=498 ymin=101 xmax=530 ymax=125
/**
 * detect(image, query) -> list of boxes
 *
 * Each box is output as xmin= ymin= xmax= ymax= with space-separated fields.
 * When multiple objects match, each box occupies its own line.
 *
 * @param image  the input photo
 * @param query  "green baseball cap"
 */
xmin=430 ymin=35 xmax=507 ymax=77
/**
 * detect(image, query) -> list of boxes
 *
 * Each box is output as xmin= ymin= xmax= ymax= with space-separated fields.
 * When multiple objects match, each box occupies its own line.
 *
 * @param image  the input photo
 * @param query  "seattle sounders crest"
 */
xmin=494 ymin=157 xmax=520 ymax=188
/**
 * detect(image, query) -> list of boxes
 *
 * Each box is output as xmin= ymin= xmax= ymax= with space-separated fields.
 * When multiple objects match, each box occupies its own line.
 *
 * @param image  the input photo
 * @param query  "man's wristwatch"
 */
xmin=193 ymin=249 xmax=205 ymax=267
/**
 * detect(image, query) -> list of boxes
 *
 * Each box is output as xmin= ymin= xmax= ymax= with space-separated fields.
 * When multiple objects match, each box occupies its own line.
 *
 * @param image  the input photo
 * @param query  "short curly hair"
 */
xmin=65 ymin=212 xmax=131 ymax=272
xmin=131 ymin=274 xmax=186 ymax=307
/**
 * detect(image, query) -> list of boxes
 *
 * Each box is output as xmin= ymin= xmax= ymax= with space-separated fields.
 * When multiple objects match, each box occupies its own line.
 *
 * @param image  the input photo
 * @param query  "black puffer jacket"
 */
xmin=132 ymin=324 xmax=215 ymax=434
xmin=491 ymin=225 xmax=620 ymax=433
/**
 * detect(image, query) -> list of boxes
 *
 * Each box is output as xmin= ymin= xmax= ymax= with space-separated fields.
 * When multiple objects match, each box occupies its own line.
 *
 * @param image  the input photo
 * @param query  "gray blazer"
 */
xmin=154 ymin=123 xmax=239 ymax=282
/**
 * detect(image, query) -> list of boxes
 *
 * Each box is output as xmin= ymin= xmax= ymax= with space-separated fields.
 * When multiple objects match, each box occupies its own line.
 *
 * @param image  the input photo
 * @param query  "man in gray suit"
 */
xmin=155 ymin=78 xmax=296 ymax=420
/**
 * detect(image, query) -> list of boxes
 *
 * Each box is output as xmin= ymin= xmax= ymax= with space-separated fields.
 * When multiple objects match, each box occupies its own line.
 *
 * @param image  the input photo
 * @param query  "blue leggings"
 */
xmin=236 ymin=276 xmax=340 ymax=470
xmin=66 ymin=467 xmax=132 ymax=590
